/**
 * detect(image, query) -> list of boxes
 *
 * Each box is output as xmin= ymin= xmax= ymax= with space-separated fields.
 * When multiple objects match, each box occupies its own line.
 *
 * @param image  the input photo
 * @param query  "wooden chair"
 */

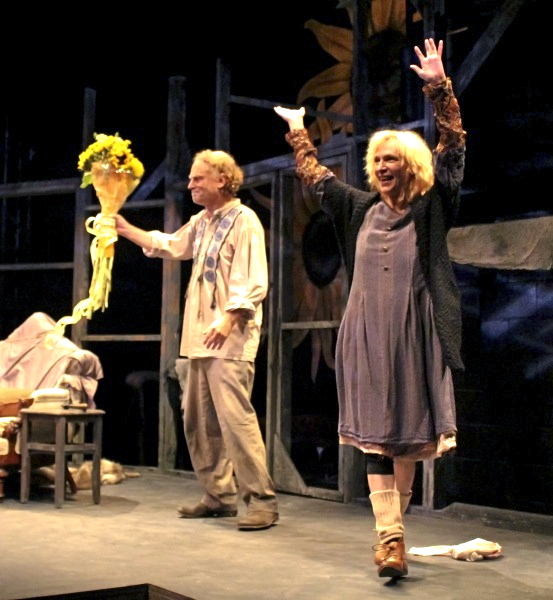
xmin=0 ymin=391 xmax=82 ymax=500
xmin=0 ymin=312 xmax=103 ymax=500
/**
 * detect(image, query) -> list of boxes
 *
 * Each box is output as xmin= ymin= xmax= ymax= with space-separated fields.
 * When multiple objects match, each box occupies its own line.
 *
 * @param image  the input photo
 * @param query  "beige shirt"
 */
xmin=144 ymin=199 xmax=267 ymax=361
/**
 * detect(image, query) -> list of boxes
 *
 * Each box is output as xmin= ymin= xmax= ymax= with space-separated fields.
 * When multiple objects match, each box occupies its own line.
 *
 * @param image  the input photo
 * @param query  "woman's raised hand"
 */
xmin=409 ymin=38 xmax=446 ymax=84
xmin=274 ymin=106 xmax=306 ymax=131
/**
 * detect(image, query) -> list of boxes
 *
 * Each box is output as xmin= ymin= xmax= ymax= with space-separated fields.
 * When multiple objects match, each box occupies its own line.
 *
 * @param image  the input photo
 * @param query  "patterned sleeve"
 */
xmin=423 ymin=77 xmax=466 ymax=188
xmin=423 ymin=77 xmax=466 ymax=152
xmin=284 ymin=129 xmax=335 ymax=187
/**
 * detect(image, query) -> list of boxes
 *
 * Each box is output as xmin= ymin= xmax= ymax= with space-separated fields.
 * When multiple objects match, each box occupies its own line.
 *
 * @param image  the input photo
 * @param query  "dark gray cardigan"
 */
xmin=316 ymin=168 xmax=465 ymax=371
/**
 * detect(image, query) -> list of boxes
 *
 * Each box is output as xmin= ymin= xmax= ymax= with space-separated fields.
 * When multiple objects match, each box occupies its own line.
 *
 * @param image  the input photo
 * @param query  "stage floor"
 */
xmin=1 ymin=468 xmax=552 ymax=600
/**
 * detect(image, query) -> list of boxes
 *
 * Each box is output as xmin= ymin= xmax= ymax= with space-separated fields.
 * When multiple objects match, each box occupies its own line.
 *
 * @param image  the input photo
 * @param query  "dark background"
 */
xmin=1 ymin=1 xmax=350 ymax=182
xmin=2 ymin=0 xmax=551 ymax=223
xmin=1 ymin=0 xmax=553 ymax=513
xmin=2 ymin=1 xmax=551 ymax=221
xmin=1 ymin=0 xmax=355 ymax=478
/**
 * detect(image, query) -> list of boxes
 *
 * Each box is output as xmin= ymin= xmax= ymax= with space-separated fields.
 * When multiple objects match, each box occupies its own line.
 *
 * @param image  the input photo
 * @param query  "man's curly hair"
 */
xmin=193 ymin=149 xmax=244 ymax=196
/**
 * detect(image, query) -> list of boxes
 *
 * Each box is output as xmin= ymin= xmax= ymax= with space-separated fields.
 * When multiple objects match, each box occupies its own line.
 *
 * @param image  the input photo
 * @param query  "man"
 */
xmin=114 ymin=149 xmax=279 ymax=531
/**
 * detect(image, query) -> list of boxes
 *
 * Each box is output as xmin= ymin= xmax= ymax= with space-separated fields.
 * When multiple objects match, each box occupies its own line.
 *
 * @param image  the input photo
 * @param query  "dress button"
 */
xmin=383 ymin=246 xmax=389 ymax=252
xmin=383 ymin=266 xmax=389 ymax=271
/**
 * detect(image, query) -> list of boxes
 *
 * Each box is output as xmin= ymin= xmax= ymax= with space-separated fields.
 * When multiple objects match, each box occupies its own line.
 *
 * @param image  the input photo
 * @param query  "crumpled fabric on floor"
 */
xmin=408 ymin=537 xmax=502 ymax=561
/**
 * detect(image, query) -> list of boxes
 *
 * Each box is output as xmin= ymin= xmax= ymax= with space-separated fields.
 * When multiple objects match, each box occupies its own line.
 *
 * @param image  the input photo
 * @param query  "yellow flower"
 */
xmin=78 ymin=132 xmax=145 ymax=189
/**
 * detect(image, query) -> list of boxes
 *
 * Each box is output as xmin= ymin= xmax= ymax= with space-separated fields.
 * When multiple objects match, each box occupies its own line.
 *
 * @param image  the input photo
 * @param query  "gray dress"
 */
xmin=335 ymin=200 xmax=456 ymax=457
xmin=284 ymin=78 xmax=466 ymax=461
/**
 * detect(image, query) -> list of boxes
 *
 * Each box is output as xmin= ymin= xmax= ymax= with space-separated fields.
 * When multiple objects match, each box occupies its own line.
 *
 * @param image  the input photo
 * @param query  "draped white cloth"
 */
xmin=0 ymin=312 xmax=103 ymax=408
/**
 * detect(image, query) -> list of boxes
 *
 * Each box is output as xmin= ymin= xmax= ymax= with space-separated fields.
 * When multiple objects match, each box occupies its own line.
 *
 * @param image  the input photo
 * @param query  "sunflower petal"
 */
xmin=306 ymin=119 xmax=324 ymax=145
xmin=310 ymin=331 xmax=322 ymax=381
xmin=320 ymin=329 xmax=336 ymax=371
xmin=304 ymin=19 xmax=353 ymax=63
xmin=312 ymin=99 xmax=336 ymax=145
xmin=297 ymin=63 xmax=352 ymax=104
xmin=371 ymin=0 xmax=406 ymax=34
xmin=327 ymin=93 xmax=352 ymax=124
xmin=326 ymin=93 xmax=354 ymax=135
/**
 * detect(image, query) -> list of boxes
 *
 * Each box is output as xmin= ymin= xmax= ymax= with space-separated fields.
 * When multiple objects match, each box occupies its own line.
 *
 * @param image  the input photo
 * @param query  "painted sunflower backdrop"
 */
xmin=285 ymin=0 xmax=420 ymax=379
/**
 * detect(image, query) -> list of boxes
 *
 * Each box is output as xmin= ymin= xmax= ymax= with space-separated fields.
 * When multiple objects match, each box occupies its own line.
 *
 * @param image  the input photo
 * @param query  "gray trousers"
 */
xmin=181 ymin=357 xmax=278 ymax=513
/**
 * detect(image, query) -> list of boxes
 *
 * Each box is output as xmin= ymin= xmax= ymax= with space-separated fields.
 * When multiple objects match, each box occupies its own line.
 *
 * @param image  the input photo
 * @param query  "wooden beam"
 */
xmin=83 ymin=334 xmax=162 ymax=342
xmin=455 ymin=0 xmax=525 ymax=96
xmin=229 ymin=95 xmax=353 ymax=123
xmin=0 ymin=262 xmax=73 ymax=271
xmin=72 ymin=87 xmax=97 ymax=347
xmin=215 ymin=60 xmax=231 ymax=151
xmin=157 ymin=75 xmax=189 ymax=471
xmin=0 ymin=179 xmax=80 ymax=197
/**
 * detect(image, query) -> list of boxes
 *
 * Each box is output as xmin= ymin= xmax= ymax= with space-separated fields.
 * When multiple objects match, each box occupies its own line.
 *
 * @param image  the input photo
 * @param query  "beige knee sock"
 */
xmin=369 ymin=489 xmax=404 ymax=544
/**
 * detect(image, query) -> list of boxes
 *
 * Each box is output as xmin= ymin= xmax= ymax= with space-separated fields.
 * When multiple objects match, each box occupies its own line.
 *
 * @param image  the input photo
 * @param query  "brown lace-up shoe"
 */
xmin=372 ymin=543 xmax=391 ymax=566
xmin=237 ymin=511 xmax=279 ymax=530
xmin=373 ymin=538 xmax=408 ymax=578
xmin=177 ymin=502 xmax=238 ymax=518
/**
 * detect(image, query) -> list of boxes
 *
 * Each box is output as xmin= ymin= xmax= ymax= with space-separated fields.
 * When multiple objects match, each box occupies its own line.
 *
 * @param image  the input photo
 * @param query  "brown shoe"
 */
xmin=177 ymin=502 xmax=238 ymax=519
xmin=374 ymin=538 xmax=408 ymax=578
xmin=372 ymin=543 xmax=391 ymax=566
xmin=237 ymin=511 xmax=279 ymax=530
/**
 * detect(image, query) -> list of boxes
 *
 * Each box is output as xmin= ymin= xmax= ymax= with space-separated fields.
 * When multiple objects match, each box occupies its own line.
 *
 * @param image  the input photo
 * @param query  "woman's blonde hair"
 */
xmin=193 ymin=149 xmax=244 ymax=196
xmin=364 ymin=130 xmax=434 ymax=201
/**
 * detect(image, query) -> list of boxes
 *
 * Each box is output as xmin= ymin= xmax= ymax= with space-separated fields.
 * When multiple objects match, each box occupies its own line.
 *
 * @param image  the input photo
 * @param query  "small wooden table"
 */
xmin=19 ymin=407 xmax=105 ymax=508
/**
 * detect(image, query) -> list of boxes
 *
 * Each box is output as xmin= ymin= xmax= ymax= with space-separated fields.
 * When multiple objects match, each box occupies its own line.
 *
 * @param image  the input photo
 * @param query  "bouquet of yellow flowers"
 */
xmin=52 ymin=133 xmax=145 ymax=339
xmin=78 ymin=133 xmax=145 ymax=188
xmin=77 ymin=133 xmax=145 ymax=216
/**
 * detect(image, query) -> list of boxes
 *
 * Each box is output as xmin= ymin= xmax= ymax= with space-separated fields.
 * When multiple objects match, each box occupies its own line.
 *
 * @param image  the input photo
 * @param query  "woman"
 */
xmin=274 ymin=38 xmax=466 ymax=578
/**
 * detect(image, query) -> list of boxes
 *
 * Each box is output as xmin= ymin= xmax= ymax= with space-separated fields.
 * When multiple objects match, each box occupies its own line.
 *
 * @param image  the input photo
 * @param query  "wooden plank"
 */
xmin=352 ymin=0 xmax=371 ymax=138
xmin=265 ymin=171 xmax=280 ymax=475
xmin=157 ymin=75 xmax=189 ymax=471
xmin=0 ymin=178 xmax=80 ymax=197
xmin=215 ymin=60 xmax=231 ymax=151
xmin=101 ymin=199 xmax=165 ymax=211
xmin=72 ymin=87 xmax=97 ymax=347
xmin=282 ymin=320 xmax=342 ymax=330
xmin=339 ymin=444 xmax=367 ymax=503
xmin=82 ymin=334 xmax=162 ymax=342
xmin=241 ymin=136 xmax=359 ymax=183
xmin=279 ymin=175 xmax=295 ymax=454
xmin=230 ymin=94 xmax=353 ymax=123
xmin=272 ymin=434 xmax=310 ymax=495
xmin=455 ymin=0 xmax=525 ymax=96
xmin=126 ymin=161 xmax=167 ymax=203
xmin=0 ymin=262 xmax=73 ymax=271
